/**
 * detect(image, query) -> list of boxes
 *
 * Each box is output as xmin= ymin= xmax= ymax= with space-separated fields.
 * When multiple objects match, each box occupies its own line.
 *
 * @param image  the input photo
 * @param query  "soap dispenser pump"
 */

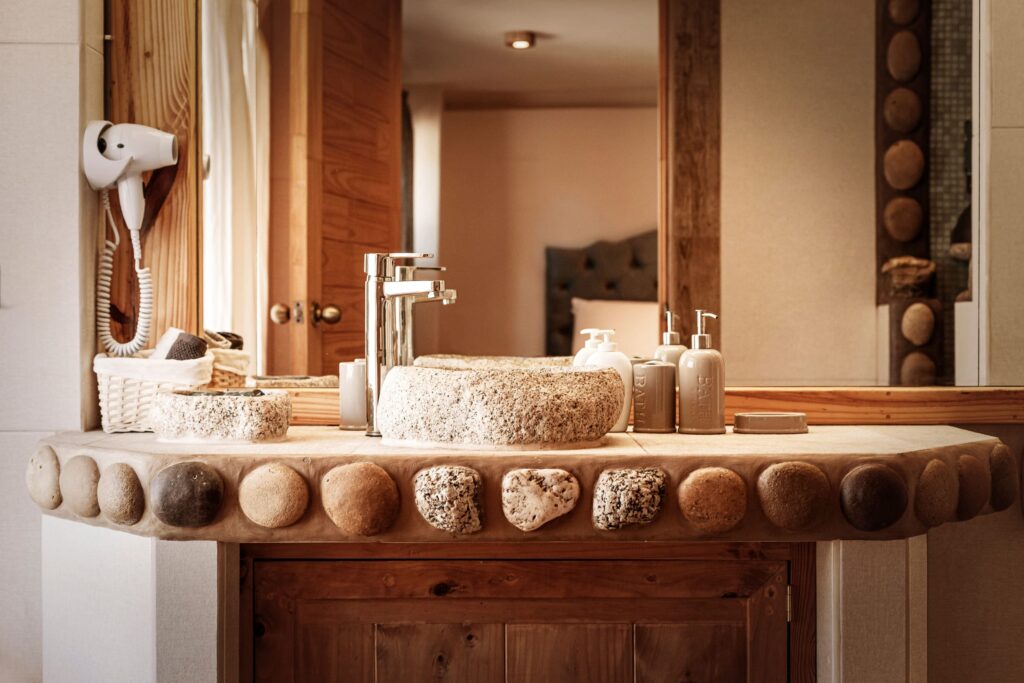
xmin=678 ymin=310 xmax=725 ymax=434
xmin=653 ymin=311 xmax=688 ymax=370
xmin=573 ymin=328 xmax=607 ymax=366
xmin=587 ymin=330 xmax=633 ymax=432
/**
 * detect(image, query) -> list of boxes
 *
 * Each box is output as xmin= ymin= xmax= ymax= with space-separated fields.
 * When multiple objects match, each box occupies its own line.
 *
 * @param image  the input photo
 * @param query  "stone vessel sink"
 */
xmin=376 ymin=357 xmax=623 ymax=449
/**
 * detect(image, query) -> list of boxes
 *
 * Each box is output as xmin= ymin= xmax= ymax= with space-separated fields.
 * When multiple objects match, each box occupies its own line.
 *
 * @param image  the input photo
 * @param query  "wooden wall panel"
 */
xmin=106 ymin=0 xmax=201 ymax=344
xmin=318 ymin=0 xmax=402 ymax=372
xmin=659 ymin=0 xmax=721 ymax=340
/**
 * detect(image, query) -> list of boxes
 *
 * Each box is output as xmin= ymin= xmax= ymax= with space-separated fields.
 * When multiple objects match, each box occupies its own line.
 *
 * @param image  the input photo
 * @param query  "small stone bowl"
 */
xmin=151 ymin=389 xmax=292 ymax=443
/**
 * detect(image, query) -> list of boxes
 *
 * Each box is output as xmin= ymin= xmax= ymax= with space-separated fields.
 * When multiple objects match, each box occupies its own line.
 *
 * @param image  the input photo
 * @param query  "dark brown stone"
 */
xmin=756 ymin=462 xmax=830 ymax=531
xmin=900 ymin=351 xmax=937 ymax=386
xmin=883 ymin=140 xmax=925 ymax=190
xmin=888 ymin=0 xmax=920 ymax=25
xmin=887 ymin=30 xmax=922 ymax=82
xmin=989 ymin=444 xmax=1018 ymax=512
xmin=915 ymin=459 xmax=957 ymax=526
xmin=957 ymin=454 xmax=990 ymax=520
xmin=840 ymin=464 xmax=907 ymax=531
xmin=678 ymin=467 xmax=747 ymax=534
xmin=883 ymin=196 xmax=924 ymax=242
xmin=60 ymin=455 xmax=100 ymax=518
xmin=151 ymin=461 xmax=223 ymax=527
xmin=883 ymin=88 xmax=923 ymax=134
xmin=322 ymin=462 xmax=400 ymax=535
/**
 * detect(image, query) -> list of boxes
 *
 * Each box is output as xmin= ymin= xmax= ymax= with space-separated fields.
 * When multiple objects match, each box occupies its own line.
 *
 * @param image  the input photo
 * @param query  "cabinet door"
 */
xmin=250 ymin=558 xmax=789 ymax=682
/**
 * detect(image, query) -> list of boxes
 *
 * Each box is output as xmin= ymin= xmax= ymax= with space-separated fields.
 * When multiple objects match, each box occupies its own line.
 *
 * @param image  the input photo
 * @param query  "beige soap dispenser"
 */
xmin=653 ymin=310 xmax=687 ymax=370
xmin=678 ymin=310 xmax=725 ymax=434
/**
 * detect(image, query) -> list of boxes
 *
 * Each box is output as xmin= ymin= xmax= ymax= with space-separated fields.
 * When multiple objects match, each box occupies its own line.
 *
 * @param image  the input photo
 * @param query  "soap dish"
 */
xmin=733 ymin=412 xmax=808 ymax=434
xmin=151 ymin=389 xmax=292 ymax=443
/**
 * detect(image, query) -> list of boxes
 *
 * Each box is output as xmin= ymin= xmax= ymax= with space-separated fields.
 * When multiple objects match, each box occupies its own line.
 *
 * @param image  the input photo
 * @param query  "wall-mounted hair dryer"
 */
xmin=83 ymin=120 xmax=178 ymax=356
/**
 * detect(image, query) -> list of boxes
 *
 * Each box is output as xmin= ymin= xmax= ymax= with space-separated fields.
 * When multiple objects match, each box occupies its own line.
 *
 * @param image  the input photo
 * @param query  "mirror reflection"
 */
xmin=200 ymin=0 xmax=976 ymax=388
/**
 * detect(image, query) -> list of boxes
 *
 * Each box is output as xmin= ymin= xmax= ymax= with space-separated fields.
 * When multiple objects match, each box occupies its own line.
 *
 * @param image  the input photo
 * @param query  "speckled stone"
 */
xmin=414 ymin=465 xmax=483 ymax=534
xmin=97 ymin=463 xmax=144 ymax=526
xmin=59 ymin=455 xmax=100 ymax=518
xmin=956 ymin=454 xmax=990 ymax=520
xmin=989 ymin=444 xmax=1018 ymax=512
xmin=151 ymin=461 xmax=224 ymax=527
xmin=915 ymin=459 xmax=958 ymax=527
xmin=415 ymin=354 xmax=574 ymax=369
xmin=501 ymin=468 xmax=580 ymax=531
xmin=321 ymin=463 xmax=399 ymax=535
xmin=377 ymin=365 xmax=622 ymax=448
xmin=25 ymin=445 xmax=61 ymax=510
xmin=239 ymin=463 xmax=309 ymax=528
xmin=756 ymin=462 xmax=830 ymax=531
xmin=840 ymin=464 xmax=908 ymax=531
xmin=901 ymin=302 xmax=935 ymax=346
xmin=678 ymin=467 xmax=748 ymax=534
xmin=593 ymin=468 xmax=666 ymax=531
xmin=150 ymin=390 xmax=291 ymax=443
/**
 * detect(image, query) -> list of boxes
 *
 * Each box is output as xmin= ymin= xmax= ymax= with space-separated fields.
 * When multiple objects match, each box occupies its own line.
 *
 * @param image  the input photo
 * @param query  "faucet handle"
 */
xmin=364 ymin=252 xmax=435 ymax=278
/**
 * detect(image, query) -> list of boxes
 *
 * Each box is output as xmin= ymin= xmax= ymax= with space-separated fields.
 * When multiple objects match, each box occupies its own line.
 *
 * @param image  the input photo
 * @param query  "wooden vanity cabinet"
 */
xmin=241 ymin=542 xmax=814 ymax=682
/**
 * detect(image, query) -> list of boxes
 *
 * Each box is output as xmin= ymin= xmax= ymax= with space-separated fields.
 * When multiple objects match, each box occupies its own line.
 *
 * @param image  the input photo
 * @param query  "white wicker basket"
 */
xmin=93 ymin=350 xmax=214 ymax=433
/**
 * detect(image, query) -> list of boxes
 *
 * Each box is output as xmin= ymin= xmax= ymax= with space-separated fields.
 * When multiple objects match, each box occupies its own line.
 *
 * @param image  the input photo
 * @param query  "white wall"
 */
xmin=0 ymin=1 xmax=102 ymax=679
xmin=720 ymin=0 xmax=878 ymax=385
xmin=437 ymin=107 xmax=657 ymax=357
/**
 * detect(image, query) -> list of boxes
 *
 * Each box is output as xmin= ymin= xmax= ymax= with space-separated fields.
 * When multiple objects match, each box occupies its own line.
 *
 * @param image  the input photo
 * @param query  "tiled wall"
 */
xmin=0 ymin=1 xmax=102 ymax=679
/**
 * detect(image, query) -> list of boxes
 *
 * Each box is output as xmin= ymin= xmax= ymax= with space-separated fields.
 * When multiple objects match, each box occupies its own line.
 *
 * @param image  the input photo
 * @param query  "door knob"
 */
xmin=269 ymin=303 xmax=290 ymax=325
xmin=312 ymin=303 xmax=342 ymax=326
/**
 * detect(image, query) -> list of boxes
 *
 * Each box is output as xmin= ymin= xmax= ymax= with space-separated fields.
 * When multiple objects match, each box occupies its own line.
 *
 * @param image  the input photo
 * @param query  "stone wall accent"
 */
xmin=151 ymin=462 xmax=224 ymax=527
xmin=756 ymin=462 xmax=830 ymax=531
xmin=956 ymin=454 xmax=990 ymax=520
xmin=593 ymin=468 xmax=666 ymax=530
xmin=59 ymin=455 xmax=100 ymax=518
xmin=414 ymin=466 xmax=483 ymax=534
xmin=840 ymin=464 xmax=908 ymax=531
xmin=678 ymin=467 xmax=747 ymax=534
xmin=239 ymin=463 xmax=309 ymax=529
xmin=321 ymin=463 xmax=399 ymax=535
xmin=97 ymin=463 xmax=144 ymax=526
xmin=502 ymin=468 xmax=580 ymax=532
xmin=25 ymin=445 xmax=61 ymax=510
xmin=915 ymin=459 xmax=958 ymax=527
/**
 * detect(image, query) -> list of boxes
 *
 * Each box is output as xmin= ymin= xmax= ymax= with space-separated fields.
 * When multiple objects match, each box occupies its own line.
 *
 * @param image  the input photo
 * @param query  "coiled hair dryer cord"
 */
xmin=96 ymin=190 xmax=153 ymax=356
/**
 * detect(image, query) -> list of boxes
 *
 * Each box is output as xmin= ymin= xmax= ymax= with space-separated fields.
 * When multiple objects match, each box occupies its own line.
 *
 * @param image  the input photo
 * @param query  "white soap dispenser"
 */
xmin=588 ymin=330 xmax=633 ymax=432
xmin=653 ymin=310 xmax=688 ymax=369
xmin=573 ymin=328 xmax=607 ymax=367
xmin=678 ymin=310 xmax=725 ymax=434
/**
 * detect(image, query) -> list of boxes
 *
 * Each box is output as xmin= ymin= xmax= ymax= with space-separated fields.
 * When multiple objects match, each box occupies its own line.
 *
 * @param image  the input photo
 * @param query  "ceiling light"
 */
xmin=504 ymin=31 xmax=536 ymax=50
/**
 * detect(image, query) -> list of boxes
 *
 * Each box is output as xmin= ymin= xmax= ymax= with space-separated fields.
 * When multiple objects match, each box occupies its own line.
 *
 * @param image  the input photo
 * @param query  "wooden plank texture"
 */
xmin=506 ymin=624 xmax=633 ymax=683
xmin=375 ymin=623 xmax=504 ymax=683
xmin=660 ymin=0 xmax=721 ymax=340
xmin=635 ymin=623 xmax=746 ymax=683
xmin=106 ymin=0 xmax=201 ymax=343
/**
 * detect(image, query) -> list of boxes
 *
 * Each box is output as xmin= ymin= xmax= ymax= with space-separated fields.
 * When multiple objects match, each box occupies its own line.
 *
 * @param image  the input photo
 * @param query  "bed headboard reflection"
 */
xmin=545 ymin=230 xmax=659 ymax=356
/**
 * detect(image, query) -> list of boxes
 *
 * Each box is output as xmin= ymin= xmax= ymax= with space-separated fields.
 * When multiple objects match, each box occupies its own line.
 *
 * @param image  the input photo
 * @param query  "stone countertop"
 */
xmin=26 ymin=426 xmax=1018 ymax=544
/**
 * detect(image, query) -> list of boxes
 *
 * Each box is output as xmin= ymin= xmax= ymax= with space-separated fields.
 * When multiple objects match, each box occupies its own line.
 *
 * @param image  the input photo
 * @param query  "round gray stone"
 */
xmin=593 ymin=468 xmax=666 ymax=530
xmin=25 ymin=445 xmax=61 ymax=510
xmin=414 ymin=465 xmax=483 ymax=534
xmin=151 ymin=461 xmax=224 ymax=527
xmin=98 ymin=463 xmax=145 ymax=526
xmin=59 ymin=455 xmax=100 ymax=518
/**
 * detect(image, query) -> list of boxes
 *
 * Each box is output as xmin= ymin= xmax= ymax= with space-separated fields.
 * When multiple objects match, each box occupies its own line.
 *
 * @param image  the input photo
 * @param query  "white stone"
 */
xmin=502 ymin=468 xmax=580 ymax=531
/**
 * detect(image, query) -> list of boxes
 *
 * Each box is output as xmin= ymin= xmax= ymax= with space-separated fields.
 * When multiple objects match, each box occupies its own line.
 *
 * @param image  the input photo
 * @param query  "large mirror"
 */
xmin=200 ymin=0 xmax=979 ymax=388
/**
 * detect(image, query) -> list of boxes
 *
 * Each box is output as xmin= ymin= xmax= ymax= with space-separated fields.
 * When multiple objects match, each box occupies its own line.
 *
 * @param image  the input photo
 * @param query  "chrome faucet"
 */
xmin=364 ymin=253 xmax=456 ymax=436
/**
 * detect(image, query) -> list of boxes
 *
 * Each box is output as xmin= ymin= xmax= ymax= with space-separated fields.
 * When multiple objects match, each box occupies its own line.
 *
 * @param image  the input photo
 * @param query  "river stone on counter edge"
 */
xmin=414 ymin=465 xmax=483 ymax=534
xmin=26 ymin=445 xmax=62 ymax=510
xmin=97 ymin=462 xmax=145 ymax=526
xmin=593 ymin=468 xmax=667 ymax=530
xmin=502 ymin=468 xmax=580 ymax=531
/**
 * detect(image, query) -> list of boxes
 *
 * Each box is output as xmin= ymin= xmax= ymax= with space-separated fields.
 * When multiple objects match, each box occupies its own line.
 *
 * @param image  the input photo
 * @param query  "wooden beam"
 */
xmin=106 ymin=0 xmax=201 ymax=342
xmin=659 ymin=0 xmax=722 ymax=339
xmin=285 ymin=386 xmax=1024 ymax=426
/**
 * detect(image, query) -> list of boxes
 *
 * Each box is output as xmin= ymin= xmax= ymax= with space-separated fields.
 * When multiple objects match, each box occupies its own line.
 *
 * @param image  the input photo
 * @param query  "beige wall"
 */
xmin=720 ymin=0 xmax=878 ymax=385
xmin=436 ymin=107 xmax=657 ymax=357
xmin=985 ymin=0 xmax=1024 ymax=384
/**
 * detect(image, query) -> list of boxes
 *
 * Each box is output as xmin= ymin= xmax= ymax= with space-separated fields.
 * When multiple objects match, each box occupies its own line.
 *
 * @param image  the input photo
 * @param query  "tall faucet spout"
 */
xmin=383 ymin=279 xmax=445 ymax=298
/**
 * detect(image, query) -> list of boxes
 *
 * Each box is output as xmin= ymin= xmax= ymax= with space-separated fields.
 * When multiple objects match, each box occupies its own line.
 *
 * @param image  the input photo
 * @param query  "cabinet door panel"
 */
xmin=375 ymin=623 xmax=503 ymax=683
xmin=506 ymin=624 xmax=633 ymax=683
xmin=635 ymin=623 xmax=746 ymax=683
